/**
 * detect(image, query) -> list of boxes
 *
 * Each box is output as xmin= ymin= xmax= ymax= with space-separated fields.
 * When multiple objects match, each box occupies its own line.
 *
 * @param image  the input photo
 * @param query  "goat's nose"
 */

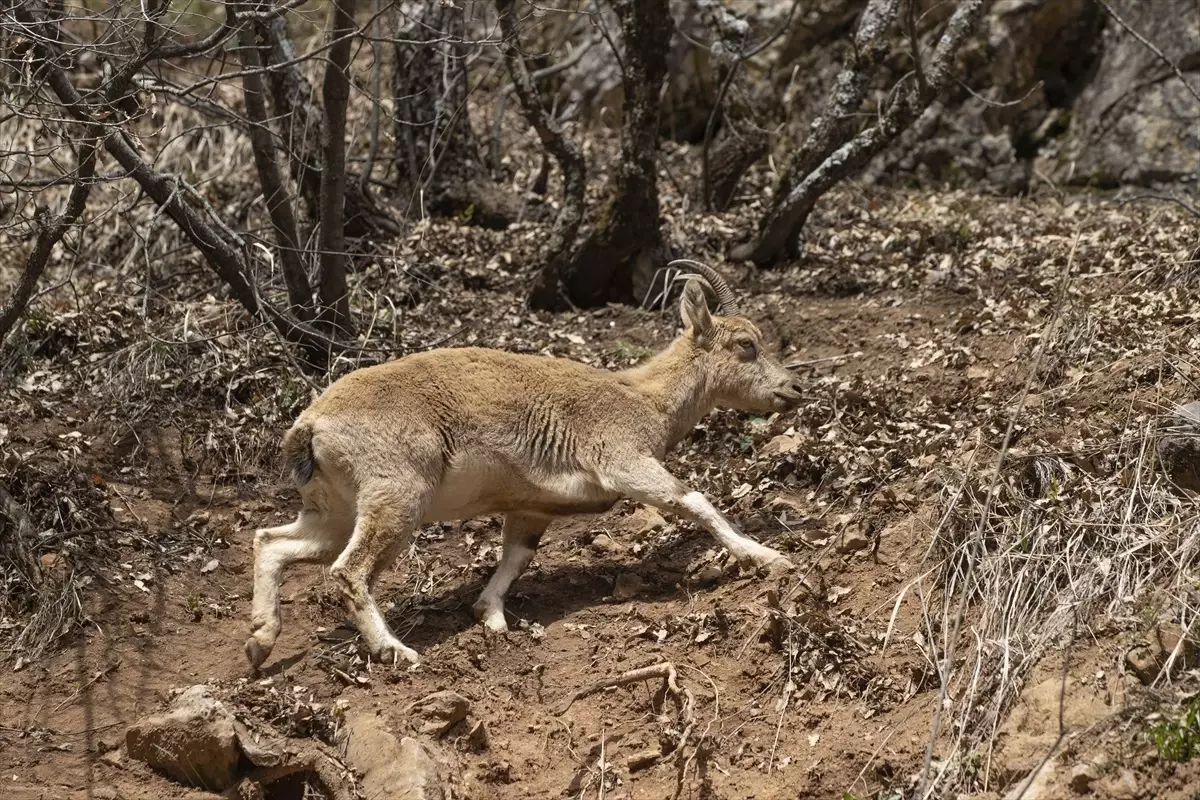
xmin=788 ymin=380 xmax=803 ymax=395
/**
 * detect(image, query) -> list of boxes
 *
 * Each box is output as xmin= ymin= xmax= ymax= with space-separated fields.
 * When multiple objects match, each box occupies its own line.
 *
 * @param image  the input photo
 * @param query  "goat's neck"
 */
xmin=622 ymin=339 xmax=716 ymax=452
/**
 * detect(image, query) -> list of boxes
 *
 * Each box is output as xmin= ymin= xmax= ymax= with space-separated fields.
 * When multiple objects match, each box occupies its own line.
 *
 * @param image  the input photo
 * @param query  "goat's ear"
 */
xmin=680 ymin=280 xmax=713 ymax=338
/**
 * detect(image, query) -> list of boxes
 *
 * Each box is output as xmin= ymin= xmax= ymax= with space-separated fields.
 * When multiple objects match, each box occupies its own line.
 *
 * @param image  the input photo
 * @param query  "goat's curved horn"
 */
xmin=667 ymin=259 xmax=741 ymax=316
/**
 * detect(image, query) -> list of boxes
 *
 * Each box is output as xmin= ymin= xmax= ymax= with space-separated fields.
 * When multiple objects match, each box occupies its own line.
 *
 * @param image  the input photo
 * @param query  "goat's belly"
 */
xmin=421 ymin=458 xmax=619 ymax=522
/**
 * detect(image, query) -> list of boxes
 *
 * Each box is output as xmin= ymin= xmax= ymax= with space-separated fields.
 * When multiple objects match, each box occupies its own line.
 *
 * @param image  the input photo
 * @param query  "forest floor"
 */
xmin=2 ymin=146 xmax=1199 ymax=799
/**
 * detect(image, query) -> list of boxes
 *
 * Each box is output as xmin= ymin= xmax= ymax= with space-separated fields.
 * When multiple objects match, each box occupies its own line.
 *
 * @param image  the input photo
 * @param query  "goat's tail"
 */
xmin=281 ymin=421 xmax=316 ymax=486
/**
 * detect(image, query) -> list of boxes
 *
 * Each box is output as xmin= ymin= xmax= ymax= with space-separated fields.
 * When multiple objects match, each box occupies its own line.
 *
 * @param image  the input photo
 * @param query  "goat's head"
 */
xmin=671 ymin=260 xmax=803 ymax=414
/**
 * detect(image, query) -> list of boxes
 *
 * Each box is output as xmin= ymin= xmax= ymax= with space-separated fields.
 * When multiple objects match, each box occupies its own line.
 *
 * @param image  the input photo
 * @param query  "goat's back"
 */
xmin=291 ymin=347 xmax=656 ymax=486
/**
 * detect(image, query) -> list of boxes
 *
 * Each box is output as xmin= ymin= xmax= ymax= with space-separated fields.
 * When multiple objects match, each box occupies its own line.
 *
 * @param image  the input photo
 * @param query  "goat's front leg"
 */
xmin=605 ymin=457 xmax=793 ymax=571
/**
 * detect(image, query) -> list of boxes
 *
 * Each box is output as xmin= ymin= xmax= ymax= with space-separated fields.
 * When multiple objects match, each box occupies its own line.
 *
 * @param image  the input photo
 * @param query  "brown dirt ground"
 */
xmin=0 ymin=279 xmax=1186 ymax=800
xmin=2 ymin=134 xmax=1198 ymax=799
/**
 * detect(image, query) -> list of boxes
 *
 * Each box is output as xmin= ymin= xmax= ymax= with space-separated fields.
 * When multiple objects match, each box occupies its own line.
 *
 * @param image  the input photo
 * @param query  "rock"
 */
xmin=1110 ymin=768 xmax=1139 ymax=799
xmin=629 ymin=507 xmax=668 ymax=536
xmin=612 ymin=572 xmax=648 ymax=602
xmin=1157 ymin=401 xmax=1200 ymax=492
xmin=694 ymin=564 xmax=724 ymax=586
xmin=627 ymin=748 xmax=662 ymax=772
xmin=1152 ymin=622 xmax=1200 ymax=674
xmin=1004 ymin=759 xmax=1056 ymax=800
xmin=1125 ymin=646 xmax=1160 ymax=685
xmin=590 ymin=533 xmax=622 ymax=554
xmin=125 ymin=685 xmax=242 ymax=791
xmin=1069 ymin=762 xmax=1098 ymax=794
xmin=837 ymin=527 xmax=872 ymax=555
xmin=465 ymin=720 xmax=489 ymax=752
xmin=342 ymin=713 xmax=446 ymax=800
xmin=1062 ymin=0 xmax=1200 ymax=185
xmin=405 ymin=690 xmax=470 ymax=737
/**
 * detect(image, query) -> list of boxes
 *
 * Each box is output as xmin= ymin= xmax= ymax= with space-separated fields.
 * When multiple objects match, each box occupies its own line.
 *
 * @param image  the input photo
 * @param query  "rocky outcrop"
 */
xmin=1058 ymin=0 xmax=1200 ymax=185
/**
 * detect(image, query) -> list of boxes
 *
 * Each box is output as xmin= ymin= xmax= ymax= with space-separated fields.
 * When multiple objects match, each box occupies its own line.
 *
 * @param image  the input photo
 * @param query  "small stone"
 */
xmin=630 ymin=507 xmax=668 ymax=536
xmin=405 ymin=690 xmax=470 ymax=737
xmin=1069 ymin=763 xmax=1098 ymax=794
xmin=466 ymin=720 xmax=489 ymax=752
xmin=590 ymin=533 xmax=622 ymax=554
xmin=125 ymin=685 xmax=241 ymax=791
xmin=838 ymin=528 xmax=871 ymax=554
xmin=694 ymin=564 xmax=723 ymax=585
xmin=1126 ymin=646 xmax=1161 ymax=685
xmin=1115 ymin=769 xmax=1138 ymax=799
xmin=627 ymin=748 xmax=661 ymax=772
xmin=612 ymin=572 xmax=647 ymax=601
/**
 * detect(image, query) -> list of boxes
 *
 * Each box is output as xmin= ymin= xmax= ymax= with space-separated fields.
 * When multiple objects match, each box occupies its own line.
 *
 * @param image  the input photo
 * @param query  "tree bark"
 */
xmin=705 ymin=121 xmax=769 ymax=211
xmin=734 ymin=0 xmax=901 ymax=265
xmin=315 ymin=0 xmax=355 ymax=334
xmin=236 ymin=7 xmax=311 ymax=321
xmin=392 ymin=1 xmax=517 ymax=229
xmin=495 ymin=0 xmax=587 ymax=310
xmin=0 ymin=132 xmax=98 ymax=348
xmin=733 ymin=0 xmax=987 ymax=265
xmin=552 ymin=0 xmax=674 ymax=308
xmin=256 ymin=15 xmax=398 ymax=240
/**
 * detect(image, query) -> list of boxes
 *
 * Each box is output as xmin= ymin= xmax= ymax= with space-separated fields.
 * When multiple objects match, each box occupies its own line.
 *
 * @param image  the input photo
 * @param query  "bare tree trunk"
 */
xmin=13 ymin=0 xmax=343 ymax=361
xmin=705 ymin=122 xmax=769 ymax=211
xmin=257 ymin=16 xmax=323 ymax=222
xmin=393 ymin=1 xmax=517 ymax=229
xmin=550 ymin=0 xmax=674 ymax=308
xmin=236 ymin=8 xmax=311 ymax=320
xmin=0 ymin=132 xmax=98 ymax=348
xmin=256 ymin=15 xmax=398 ymax=240
xmin=733 ymin=0 xmax=988 ymax=266
xmin=495 ymin=0 xmax=587 ymax=310
xmin=316 ymin=0 xmax=355 ymax=334
xmin=734 ymin=0 xmax=900 ymax=264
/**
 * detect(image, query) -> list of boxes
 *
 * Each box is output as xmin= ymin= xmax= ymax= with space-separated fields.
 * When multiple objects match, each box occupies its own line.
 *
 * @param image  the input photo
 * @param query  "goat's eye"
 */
xmin=735 ymin=338 xmax=757 ymax=360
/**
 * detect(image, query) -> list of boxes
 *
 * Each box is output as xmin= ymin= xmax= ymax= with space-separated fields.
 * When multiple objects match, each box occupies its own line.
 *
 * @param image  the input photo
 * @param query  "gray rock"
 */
xmin=1158 ymin=401 xmax=1200 ymax=492
xmin=590 ymin=532 xmax=622 ymax=554
xmin=1069 ymin=762 xmax=1098 ymax=794
xmin=125 ymin=685 xmax=241 ymax=791
xmin=838 ymin=527 xmax=872 ymax=555
xmin=612 ymin=572 xmax=648 ymax=601
xmin=342 ymin=713 xmax=446 ymax=800
xmin=405 ymin=690 xmax=470 ymax=737
xmin=1125 ymin=646 xmax=1160 ymax=685
xmin=1062 ymin=1 xmax=1200 ymax=185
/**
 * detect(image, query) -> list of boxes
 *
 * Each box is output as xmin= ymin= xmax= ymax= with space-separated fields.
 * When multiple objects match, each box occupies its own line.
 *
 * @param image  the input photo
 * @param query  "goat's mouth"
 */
xmin=771 ymin=390 xmax=802 ymax=411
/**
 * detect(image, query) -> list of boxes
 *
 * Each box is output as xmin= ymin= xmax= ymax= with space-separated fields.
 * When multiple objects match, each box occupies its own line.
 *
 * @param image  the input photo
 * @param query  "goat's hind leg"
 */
xmin=330 ymin=482 xmax=429 ymax=666
xmin=473 ymin=513 xmax=550 ymax=632
xmin=246 ymin=507 xmax=349 ymax=669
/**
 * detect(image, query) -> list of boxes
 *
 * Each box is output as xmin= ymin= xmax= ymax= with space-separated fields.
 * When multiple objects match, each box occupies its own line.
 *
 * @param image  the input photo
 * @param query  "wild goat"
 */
xmin=245 ymin=261 xmax=803 ymax=669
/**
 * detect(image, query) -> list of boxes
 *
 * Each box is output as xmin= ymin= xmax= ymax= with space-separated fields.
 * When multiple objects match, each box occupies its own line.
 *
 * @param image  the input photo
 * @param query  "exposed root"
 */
xmin=557 ymin=662 xmax=691 ymax=717
xmin=557 ymin=662 xmax=699 ymax=799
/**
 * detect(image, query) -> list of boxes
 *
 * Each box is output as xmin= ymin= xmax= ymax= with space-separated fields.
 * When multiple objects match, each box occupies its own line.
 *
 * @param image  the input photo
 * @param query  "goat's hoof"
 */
xmin=245 ymin=636 xmax=271 ymax=671
xmin=372 ymin=637 xmax=420 ymax=667
xmin=742 ymin=553 xmax=795 ymax=577
xmin=481 ymin=611 xmax=509 ymax=634
xmin=473 ymin=598 xmax=509 ymax=633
